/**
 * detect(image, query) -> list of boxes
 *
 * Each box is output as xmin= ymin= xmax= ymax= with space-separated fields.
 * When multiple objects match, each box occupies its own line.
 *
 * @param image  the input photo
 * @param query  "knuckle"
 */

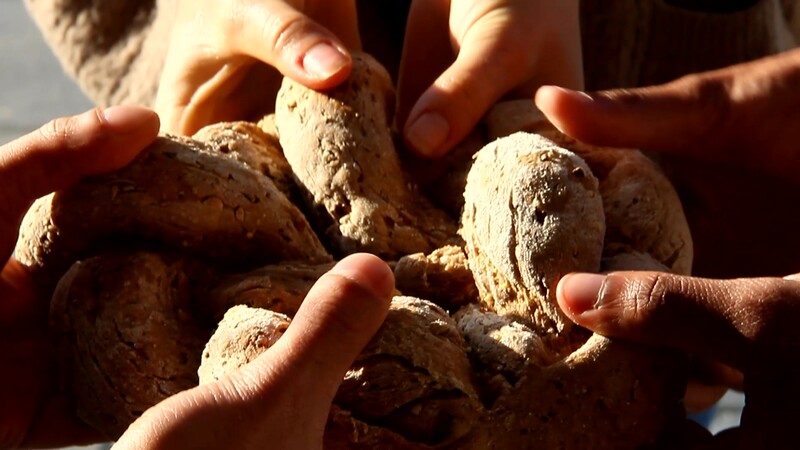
xmin=684 ymin=73 xmax=733 ymax=139
xmin=601 ymin=87 xmax=647 ymax=105
xmin=611 ymin=272 xmax=699 ymax=333
xmin=37 ymin=115 xmax=74 ymax=150
xmin=435 ymin=71 xmax=494 ymax=131
xmin=627 ymin=273 xmax=672 ymax=325
xmin=736 ymin=279 xmax=800 ymax=345
xmin=264 ymin=12 xmax=314 ymax=59
xmin=37 ymin=109 xmax=103 ymax=152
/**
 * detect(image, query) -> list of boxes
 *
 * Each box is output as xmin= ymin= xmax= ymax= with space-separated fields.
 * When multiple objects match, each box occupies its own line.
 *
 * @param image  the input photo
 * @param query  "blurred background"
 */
xmin=0 ymin=0 xmax=92 ymax=144
xmin=0 ymin=0 xmax=744 ymax=447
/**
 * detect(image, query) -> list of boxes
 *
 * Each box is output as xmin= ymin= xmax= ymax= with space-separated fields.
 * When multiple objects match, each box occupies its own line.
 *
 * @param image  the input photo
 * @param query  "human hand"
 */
xmin=557 ymin=271 xmax=800 ymax=449
xmin=535 ymin=48 xmax=800 ymax=278
xmin=155 ymin=0 xmax=360 ymax=135
xmin=112 ymin=253 xmax=394 ymax=450
xmin=0 ymin=106 xmax=160 ymax=448
xmin=398 ymin=0 xmax=583 ymax=158
xmin=541 ymin=49 xmax=800 ymax=446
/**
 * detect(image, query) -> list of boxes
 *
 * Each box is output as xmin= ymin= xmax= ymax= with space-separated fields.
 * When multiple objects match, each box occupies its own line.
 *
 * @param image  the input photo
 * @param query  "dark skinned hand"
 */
xmin=538 ymin=48 xmax=800 ymax=449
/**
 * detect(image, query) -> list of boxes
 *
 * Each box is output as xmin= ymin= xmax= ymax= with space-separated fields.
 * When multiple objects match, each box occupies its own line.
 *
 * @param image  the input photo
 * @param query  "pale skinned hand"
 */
xmin=155 ymin=0 xmax=360 ymax=135
xmin=156 ymin=0 xmax=583 ymax=161
xmin=113 ymin=253 xmax=394 ymax=450
xmin=0 ymin=105 xmax=160 ymax=448
xmin=398 ymin=0 xmax=583 ymax=157
xmin=539 ymin=49 xmax=800 ymax=448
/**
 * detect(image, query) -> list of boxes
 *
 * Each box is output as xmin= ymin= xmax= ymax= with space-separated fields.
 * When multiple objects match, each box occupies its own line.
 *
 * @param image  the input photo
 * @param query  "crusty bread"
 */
xmin=27 ymin=53 xmax=693 ymax=449
xmin=192 ymin=120 xmax=296 ymax=199
xmin=275 ymin=52 xmax=458 ymax=259
xmin=198 ymin=298 xmax=485 ymax=448
xmin=461 ymin=132 xmax=606 ymax=340
xmin=483 ymin=100 xmax=693 ymax=275
xmin=50 ymin=252 xmax=209 ymax=439
xmin=198 ymin=262 xmax=335 ymax=323
xmin=16 ymin=135 xmax=332 ymax=292
xmin=198 ymin=305 xmax=290 ymax=384
xmin=393 ymin=245 xmax=479 ymax=312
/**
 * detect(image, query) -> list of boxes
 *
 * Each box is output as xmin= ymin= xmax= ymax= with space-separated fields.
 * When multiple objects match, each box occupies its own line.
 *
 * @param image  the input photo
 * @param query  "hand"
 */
xmin=535 ymin=48 xmax=800 ymax=278
xmin=0 ymin=106 xmax=160 ymax=448
xmin=398 ymin=0 xmax=583 ymax=157
xmin=540 ymin=48 xmax=800 ymax=447
xmin=557 ymin=271 xmax=800 ymax=449
xmin=155 ymin=0 xmax=360 ymax=135
xmin=112 ymin=253 xmax=394 ymax=450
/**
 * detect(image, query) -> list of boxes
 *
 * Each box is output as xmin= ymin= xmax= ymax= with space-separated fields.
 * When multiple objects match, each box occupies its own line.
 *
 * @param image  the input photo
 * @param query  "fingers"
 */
xmin=399 ymin=0 xmax=582 ymax=157
xmin=556 ymin=271 xmax=800 ymax=371
xmin=534 ymin=48 xmax=800 ymax=181
xmin=395 ymin=0 xmax=456 ymax=155
xmin=534 ymin=80 xmax=734 ymax=155
xmin=156 ymin=0 xmax=360 ymax=134
xmin=402 ymin=24 xmax=524 ymax=158
xmin=229 ymin=0 xmax=358 ymax=88
xmin=0 ymin=106 xmax=159 ymax=259
xmin=239 ymin=253 xmax=394 ymax=400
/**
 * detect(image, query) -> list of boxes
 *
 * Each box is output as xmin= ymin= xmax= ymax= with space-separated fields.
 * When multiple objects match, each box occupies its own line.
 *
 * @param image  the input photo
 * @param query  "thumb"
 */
xmin=113 ymin=254 xmax=393 ymax=450
xmin=229 ymin=0 xmax=359 ymax=89
xmin=0 ymin=106 xmax=159 ymax=258
xmin=245 ymin=253 xmax=395 ymax=399
xmin=534 ymin=48 xmax=800 ymax=182
xmin=556 ymin=271 xmax=800 ymax=371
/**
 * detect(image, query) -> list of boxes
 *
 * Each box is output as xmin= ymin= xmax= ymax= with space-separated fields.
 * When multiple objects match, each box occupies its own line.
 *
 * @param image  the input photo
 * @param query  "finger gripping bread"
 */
xmin=50 ymin=252 xmax=209 ymax=439
xmin=198 ymin=299 xmax=485 ymax=448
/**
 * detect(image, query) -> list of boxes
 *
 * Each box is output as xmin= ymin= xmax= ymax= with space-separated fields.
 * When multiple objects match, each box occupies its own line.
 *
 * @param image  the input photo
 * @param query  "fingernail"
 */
xmin=101 ymin=105 xmax=158 ymax=134
xmin=558 ymin=273 xmax=606 ymax=315
xmin=329 ymin=254 xmax=395 ymax=300
xmin=303 ymin=42 xmax=349 ymax=80
xmin=549 ymin=86 xmax=595 ymax=103
xmin=405 ymin=112 xmax=449 ymax=156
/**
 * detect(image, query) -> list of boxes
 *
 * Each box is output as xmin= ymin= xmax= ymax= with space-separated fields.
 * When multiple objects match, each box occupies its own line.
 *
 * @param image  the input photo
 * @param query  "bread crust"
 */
xmin=198 ymin=305 xmax=290 ymax=384
xmin=16 ymin=134 xmax=331 ymax=292
xmin=50 ymin=252 xmax=209 ymax=439
xmin=393 ymin=245 xmax=479 ymax=311
xmin=461 ymin=132 xmax=606 ymax=339
xmin=483 ymin=100 xmax=693 ymax=274
xmin=275 ymin=52 xmax=458 ymax=259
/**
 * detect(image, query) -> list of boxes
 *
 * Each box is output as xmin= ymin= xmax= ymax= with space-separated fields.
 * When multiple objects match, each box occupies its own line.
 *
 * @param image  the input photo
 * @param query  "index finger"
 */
xmin=556 ymin=271 xmax=800 ymax=371
xmin=254 ymin=253 xmax=394 ymax=399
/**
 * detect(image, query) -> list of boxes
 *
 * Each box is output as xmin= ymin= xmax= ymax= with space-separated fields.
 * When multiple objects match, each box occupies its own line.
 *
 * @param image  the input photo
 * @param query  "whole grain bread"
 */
xmin=275 ymin=52 xmax=458 ymax=259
